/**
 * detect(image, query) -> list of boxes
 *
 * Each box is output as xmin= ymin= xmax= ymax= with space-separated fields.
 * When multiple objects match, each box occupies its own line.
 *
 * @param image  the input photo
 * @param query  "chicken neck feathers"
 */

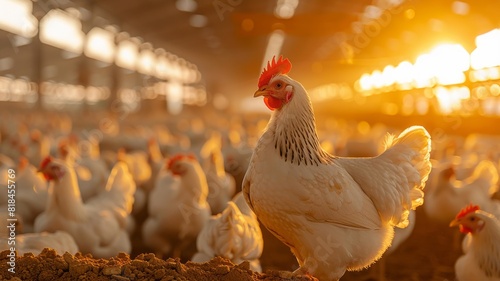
xmin=46 ymin=165 xmax=87 ymax=222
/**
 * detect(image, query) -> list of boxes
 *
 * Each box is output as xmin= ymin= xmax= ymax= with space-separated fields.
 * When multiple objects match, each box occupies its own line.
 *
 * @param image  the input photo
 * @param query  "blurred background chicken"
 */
xmin=86 ymin=160 xmax=137 ymax=234
xmin=199 ymin=132 xmax=236 ymax=214
xmin=75 ymin=139 xmax=110 ymax=202
xmin=34 ymin=157 xmax=132 ymax=258
xmin=116 ymin=148 xmax=150 ymax=215
xmin=1 ymin=231 xmax=79 ymax=256
xmin=192 ymin=192 xmax=263 ymax=271
xmin=142 ymin=154 xmax=211 ymax=259
xmin=6 ymin=157 xmax=48 ymax=233
xmin=424 ymin=160 xmax=500 ymax=223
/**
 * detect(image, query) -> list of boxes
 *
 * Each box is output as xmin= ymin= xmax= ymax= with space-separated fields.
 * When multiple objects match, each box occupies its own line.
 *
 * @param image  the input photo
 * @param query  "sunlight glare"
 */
xmin=428 ymin=44 xmax=469 ymax=85
xmin=116 ymin=39 xmax=139 ymax=71
xmin=471 ymin=29 xmax=500 ymax=70
xmin=0 ymin=0 xmax=37 ymax=38
xmin=40 ymin=9 xmax=85 ymax=54
xmin=85 ymin=27 xmax=116 ymax=63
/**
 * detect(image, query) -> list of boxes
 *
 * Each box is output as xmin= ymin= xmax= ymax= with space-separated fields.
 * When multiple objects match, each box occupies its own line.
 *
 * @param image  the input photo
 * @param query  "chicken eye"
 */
xmin=275 ymin=82 xmax=282 ymax=89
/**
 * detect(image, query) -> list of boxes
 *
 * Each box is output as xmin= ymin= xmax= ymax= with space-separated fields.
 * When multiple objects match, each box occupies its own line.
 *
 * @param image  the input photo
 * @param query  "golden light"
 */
xmin=475 ymin=28 xmax=500 ymax=48
xmin=415 ymin=97 xmax=429 ymax=115
xmin=451 ymin=1 xmax=469 ymax=15
xmin=413 ymin=54 xmax=435 ymax=88
xmin=404 ymin=8 xmax=415 ymax=20
xmin=487 ymin=67 xmax=500 ymax=80
xmin=428 ymin=43 xmax=469 ymax=85
xmin=394 ymin=61 xmax=413 ymax=90
xmin=175 ymin=0 xmax=197 ymax=12
xmin=261 ymin=30 xmax=286 ymax=72
xmin=168 ymin=58 xmax=184 ymax=81
xmin=84 ymin=27 xmax=116 ymax=64
xmin=40 ymin=9 xmax=85 ymax=54
xmin=137 ymin=45 xmax=156 ymax=76
xmin=381 ymin=65 xmax=396 ymax=87
xmin=490 ymin=84 xmax=500 ymax=96
xmin=471 ymin=29 xmax=500 ymax=70
xmin=430 ymin=43 xmax=470 ymax=71
xmin=116 ymin=38 xmax=139 ymax=71
xmin=436 ymin=72 xmax=466 ymax=86
xmin=166 ymin=81 xmax=184 ymax=115
xmin=0 ymin=0 xmax=37 ymax=38
xmin=481 ymin=97 xmax=500 ymax=116
xmin=358 ymin=73 xmax=373 ymax=91
xmin=470 ymin=50 xmax=490 ymax=70
xmin=371 ymin=70 xmax=384 ymax=89
xmin=356 ymin=121 xmax=371 ymax=135
xmin=184 ymin=65 xmax=201 ymax=84
xmin=434 ymin=86 xmax=470 ymax=114
xmin=310 ymin=83 xmax=353 ymax=101
xmin=155 ymin=54 xmax=172 ymax=80
xmin=469 ymin=68 xmax=486 ymax=82
xmin=275 ymin=0 xmax=299 ymax=19
xmin=382 ymin=103 xmax=399 ymax=115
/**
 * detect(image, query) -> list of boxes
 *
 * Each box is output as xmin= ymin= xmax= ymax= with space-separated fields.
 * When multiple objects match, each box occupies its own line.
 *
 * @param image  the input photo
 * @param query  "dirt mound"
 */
xmin=0 ymin=249 xmax=316 ymax=281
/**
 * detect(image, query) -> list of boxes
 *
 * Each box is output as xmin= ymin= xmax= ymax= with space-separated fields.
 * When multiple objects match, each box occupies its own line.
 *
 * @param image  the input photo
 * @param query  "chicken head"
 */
xmin=39 ymin=156 xmax=65 ymax=181
xmin=167 ymin=154 xmax=197 ymax=176
xmin=450 ymin=204 xmax=484 ymax=234
xmin=254 ymin=56 xmax=294 ymax=111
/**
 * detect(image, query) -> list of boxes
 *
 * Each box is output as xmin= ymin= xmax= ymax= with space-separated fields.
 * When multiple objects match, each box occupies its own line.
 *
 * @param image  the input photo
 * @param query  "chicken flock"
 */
xmin=0 ymin=56 xmax=499 ymax=281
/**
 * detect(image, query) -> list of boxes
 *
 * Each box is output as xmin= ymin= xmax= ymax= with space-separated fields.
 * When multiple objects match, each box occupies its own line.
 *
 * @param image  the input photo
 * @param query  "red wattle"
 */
xmin=459 ymin=225 xmax=472 ymax=234
xmin=264 ymin=96 xmax=283 ymax=111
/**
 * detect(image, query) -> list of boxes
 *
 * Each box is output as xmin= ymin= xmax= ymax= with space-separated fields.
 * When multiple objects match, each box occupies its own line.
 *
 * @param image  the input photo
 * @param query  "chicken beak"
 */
xmin=449 ymin=218 xmax=461 ymax=227
xmin=254 ymin=87 xmax=268 ymax=97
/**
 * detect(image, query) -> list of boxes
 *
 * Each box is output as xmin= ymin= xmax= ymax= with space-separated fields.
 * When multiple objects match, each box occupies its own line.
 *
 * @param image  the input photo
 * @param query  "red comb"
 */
xmin=167 ymin=154 xmax=196 ymax=170
xmin=258 ymin=55 xmax=292 ymax=88
xmin=39 ymin=156 xmax=53 ymax=170
xmin=456 ymin=204 xmax=480 ymax=220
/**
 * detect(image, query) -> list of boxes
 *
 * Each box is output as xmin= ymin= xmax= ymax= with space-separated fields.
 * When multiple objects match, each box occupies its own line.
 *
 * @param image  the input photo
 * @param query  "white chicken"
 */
xmin=200 ymin=133 xmax=236 ymax=214
xmin=192 ymin=192 xmax=263 ymax=272
xmin=119 ymin=148 xmax=152 ymax=186
xmin=142 ymin=154 xmax=211 ymax=258
xmin=243 ymin=56 xmax=432 ymax=281
xmin=117 ymin=148 xmax=150 ymax=214
xmin=366 ymin=210 xmax=416 ymax=280
xmin=424 ymin=160 xmax=500 ymax=223
xmin=10 ymin=157 xmax=48 ymax=233
xmin=86 ymin=160 xmax=137 ymax=234
xmin=0 ymin=231 xmax=79 ymax=256
xmin=450 ymin=205 xmax=500 ymax=281
xmin=34 ymin=156 xmax=131 ymax=258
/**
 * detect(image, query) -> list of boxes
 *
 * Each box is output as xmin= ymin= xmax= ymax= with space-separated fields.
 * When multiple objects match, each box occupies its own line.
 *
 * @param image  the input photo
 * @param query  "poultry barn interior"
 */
xmin=1 ymin=0 xmax=500 ymax=280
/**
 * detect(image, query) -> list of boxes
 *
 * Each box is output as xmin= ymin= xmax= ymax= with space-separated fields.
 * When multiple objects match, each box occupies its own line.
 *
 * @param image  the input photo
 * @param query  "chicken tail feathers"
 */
xmin=384 ymin=126 xmax=432 ymax=211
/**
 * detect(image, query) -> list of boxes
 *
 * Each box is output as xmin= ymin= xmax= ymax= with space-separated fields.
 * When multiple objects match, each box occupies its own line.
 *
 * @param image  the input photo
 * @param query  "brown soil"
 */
xmin=0 ymin=208 xmax=461 ymax=281
xmin=0 ymin=250 xmax=316 ymax=281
